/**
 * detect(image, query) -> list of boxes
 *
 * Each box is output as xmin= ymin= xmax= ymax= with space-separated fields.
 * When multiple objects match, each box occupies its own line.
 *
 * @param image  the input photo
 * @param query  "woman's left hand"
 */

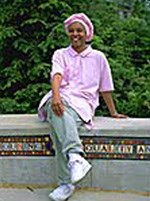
xmin=111 ymin=113 xmax=128 ymax=118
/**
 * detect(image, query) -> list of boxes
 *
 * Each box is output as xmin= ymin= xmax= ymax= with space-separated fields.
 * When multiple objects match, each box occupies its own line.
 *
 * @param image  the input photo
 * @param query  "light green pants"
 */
xmin=45 ymin=99 xmax=84 ymax=184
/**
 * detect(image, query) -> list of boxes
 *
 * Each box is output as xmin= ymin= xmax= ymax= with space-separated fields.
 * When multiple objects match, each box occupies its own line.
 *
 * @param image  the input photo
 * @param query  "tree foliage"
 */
xmin=0 ymin=0 xmax=150 ymax=117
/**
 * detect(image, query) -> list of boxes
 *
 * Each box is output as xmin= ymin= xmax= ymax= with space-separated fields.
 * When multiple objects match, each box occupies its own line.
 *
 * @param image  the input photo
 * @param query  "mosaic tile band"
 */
xmin=82 ymin=136 xmax=150 ymax=160
xmin=0 ymin=135 xmax=54 ymax=157
xmin=0 ymin=135 xmax=150 ymax=160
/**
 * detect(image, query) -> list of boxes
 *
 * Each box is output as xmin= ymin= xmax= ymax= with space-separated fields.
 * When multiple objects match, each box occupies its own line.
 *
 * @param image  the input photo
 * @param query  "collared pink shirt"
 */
xmin=38 ymin=45 xmax=114 ymax=129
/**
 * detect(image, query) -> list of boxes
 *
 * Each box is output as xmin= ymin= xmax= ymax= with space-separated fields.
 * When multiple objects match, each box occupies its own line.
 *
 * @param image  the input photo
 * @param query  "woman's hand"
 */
xmin=111 ymin=112 xmax=128 ymax=118
xmin=51 ymin=97 xmax=64 ymax=117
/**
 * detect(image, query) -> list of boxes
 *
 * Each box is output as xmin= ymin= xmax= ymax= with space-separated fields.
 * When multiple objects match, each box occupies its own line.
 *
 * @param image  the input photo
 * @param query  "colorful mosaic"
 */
xmin=0 ymin=135 xmax=54 ymax=156
xmin=82 ymin=136 xmax=150 ymax=160
xmin=0 ymin=135 xmax=150 ymax=160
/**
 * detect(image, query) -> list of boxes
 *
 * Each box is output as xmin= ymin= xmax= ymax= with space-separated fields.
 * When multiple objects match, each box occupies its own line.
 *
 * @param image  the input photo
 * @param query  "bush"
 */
xmin=0 ymin=0 xmax=150 ymax=117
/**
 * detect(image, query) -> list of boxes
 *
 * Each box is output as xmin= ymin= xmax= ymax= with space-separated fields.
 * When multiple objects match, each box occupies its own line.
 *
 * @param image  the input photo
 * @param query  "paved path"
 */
xmin=0 ymin=187 xmax=149 ymax=201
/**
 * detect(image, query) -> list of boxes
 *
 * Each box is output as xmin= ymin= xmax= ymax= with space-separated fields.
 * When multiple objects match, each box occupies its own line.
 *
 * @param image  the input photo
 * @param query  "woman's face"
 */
xmin=68 ymin=22 xmax=86 ymax=53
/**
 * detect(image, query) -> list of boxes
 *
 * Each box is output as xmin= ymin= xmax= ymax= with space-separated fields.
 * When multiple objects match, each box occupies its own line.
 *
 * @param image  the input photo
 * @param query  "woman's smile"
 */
xmin=68 ymin=22 xmax=87 ymax=53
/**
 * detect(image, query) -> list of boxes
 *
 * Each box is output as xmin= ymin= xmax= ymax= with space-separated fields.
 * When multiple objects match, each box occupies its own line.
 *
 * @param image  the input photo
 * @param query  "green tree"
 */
xmin=0 ymin=0 xmax=72 ymax=113
xmin=0 ymin=0 xmax=150 ymax=117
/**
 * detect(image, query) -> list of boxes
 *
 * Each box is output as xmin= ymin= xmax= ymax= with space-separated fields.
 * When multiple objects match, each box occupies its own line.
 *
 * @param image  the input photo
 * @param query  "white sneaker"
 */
xmin=48 ymin=184 xmax=75 ymax=201
xmin=68 ymin=154 xmax=92 ymax=184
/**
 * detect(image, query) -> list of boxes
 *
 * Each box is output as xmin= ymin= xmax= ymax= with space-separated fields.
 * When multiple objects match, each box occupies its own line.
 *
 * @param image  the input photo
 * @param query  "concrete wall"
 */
xmin=0 ymin=114 xmax=150 ymax=193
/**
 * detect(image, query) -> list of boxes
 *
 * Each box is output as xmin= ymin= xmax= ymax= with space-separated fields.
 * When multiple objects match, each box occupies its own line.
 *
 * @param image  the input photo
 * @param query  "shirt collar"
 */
xmin=68 ymin=45 xmax=92 ymax=57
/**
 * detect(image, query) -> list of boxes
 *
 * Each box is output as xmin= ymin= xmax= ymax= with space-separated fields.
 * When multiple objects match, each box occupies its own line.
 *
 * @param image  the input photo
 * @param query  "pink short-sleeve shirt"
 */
xmin=38 ymin=45 xmax=114 ymax=128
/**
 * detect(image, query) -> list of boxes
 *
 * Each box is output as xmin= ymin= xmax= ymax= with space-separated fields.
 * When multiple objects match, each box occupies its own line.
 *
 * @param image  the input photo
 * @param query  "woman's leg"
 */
xmin=45 ymin=99 xmax=84 ymax=184
xmin=49 ymin=126 xmax=71 ymax=184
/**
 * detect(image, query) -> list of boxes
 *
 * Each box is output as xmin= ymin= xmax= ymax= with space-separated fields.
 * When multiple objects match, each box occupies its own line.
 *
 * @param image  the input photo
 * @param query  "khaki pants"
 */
xmin=45 ymin=99 xmax=84 ymax=184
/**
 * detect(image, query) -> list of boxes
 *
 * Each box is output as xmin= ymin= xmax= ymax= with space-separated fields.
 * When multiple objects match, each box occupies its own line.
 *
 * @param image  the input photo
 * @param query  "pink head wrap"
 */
xmin=64 ymin=13 xmax=94 ymax=42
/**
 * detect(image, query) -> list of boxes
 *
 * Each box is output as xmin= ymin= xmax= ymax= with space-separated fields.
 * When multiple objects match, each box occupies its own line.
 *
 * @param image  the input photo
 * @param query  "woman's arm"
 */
xmin=51 ymin=73 xmax=64 ymax=116
xmin=101 ymin=91 xmax=128 ymax=118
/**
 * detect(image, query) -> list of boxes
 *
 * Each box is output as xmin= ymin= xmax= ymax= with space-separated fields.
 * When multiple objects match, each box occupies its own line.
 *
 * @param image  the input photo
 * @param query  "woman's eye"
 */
xmin=76 ymin=28 xmax=83 ymax=32
xmin=68 ymin=29 xmax=73 ymax=33
xmin=68 ymin=29 xmax=84 ymax=33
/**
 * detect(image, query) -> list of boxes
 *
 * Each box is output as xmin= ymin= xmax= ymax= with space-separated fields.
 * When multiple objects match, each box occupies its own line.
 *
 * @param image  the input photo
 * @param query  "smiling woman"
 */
xmin=64 ymin=13 xmax=94 ymax=41
xmin=67 ymin=22 xmax=87 ymax=53
xmin=38 ymin=13 xmax=127 ymax=201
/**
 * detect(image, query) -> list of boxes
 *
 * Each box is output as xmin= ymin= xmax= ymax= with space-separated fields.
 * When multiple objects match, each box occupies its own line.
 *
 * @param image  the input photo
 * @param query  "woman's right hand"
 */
xmin=51 ymin=97 xmax=64 ymax=117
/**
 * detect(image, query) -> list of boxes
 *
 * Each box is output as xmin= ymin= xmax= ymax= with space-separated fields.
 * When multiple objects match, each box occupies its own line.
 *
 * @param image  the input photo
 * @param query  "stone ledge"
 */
xmin=0 ymin=114 xmax=150 ymax=192
xmin=0 ymin=114 xmax=150 ymax=160
xmin=0 ymin=114 xmax=150 ymax=135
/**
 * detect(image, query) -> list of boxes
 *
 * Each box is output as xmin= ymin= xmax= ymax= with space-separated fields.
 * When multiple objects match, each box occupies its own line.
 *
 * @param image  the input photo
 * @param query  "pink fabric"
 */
xmin=38 ymin=45 xmax=114 ymax=129
xmin=64 ymin=13 xmax=94 ymax=42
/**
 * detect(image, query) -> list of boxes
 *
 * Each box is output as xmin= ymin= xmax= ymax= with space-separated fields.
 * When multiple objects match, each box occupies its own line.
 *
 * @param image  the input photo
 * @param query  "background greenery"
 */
xmin=0 ymin=0 xmax=150 ymax=117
